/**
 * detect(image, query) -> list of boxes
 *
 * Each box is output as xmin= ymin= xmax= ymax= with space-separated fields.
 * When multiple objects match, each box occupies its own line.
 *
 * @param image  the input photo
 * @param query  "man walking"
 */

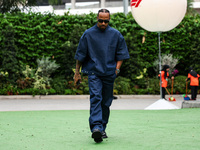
xmin=74 ymin=9 xmax=130 ymax=143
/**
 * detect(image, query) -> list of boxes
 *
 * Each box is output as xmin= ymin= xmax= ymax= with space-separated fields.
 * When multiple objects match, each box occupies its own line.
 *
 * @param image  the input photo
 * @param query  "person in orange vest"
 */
xmin=158 ymin=65 xmax=174 ymax=100
xmin=186 ymin=67 xmax=200 ymax=100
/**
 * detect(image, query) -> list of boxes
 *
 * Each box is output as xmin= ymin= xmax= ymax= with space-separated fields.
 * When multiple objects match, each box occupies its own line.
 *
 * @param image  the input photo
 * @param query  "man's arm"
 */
xmin=75 ymin=60 xmax=82 ymax=73
xmin=115 ymin=60 xmax=123 ymax=75
xmin=74 ymin=60 xmax=82 ymax=86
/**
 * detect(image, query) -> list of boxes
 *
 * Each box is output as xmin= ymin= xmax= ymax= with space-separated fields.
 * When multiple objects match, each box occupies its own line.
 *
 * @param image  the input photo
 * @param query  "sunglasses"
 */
xmin=98 ymin=19 xmax=109 ymax=23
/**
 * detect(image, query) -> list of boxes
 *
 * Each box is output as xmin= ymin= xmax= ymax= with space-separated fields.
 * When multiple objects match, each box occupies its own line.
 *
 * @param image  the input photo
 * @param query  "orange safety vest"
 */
xmin=188 ymin=73 xmax=200 ymax=86
xmin=158 ymin=71 xmax=169 ymax=88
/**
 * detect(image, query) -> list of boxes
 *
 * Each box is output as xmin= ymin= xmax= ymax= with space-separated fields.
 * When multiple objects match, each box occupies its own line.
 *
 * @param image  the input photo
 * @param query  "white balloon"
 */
xmin=130 ymin=0 xmax=187 ymax=32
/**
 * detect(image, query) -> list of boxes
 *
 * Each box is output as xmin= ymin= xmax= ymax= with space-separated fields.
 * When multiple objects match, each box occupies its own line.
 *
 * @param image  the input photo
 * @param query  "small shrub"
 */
xmin=0 ymin=84 xmax=19 ymax=95
xmin=114 ymin=76 xmax=132 ymax=94
xmin=173 ymin=75 xmax=187 ymax=94
xmin=37 ymin=56 xmax=60 ymax=78
xmin=146 ymin=77 xmax=160 ymax=94
xmin=153 ymin=54 xmax=179 ymax=75
xmin=50 ymin=76 xmax=67 ymax=94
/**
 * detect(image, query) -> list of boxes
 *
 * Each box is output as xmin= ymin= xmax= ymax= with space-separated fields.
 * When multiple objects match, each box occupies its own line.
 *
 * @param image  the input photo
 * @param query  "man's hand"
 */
xmin=74 ymin=60 xmax=82 ymax=86
xmin=74 ymin=73 xmax=81 ymax=86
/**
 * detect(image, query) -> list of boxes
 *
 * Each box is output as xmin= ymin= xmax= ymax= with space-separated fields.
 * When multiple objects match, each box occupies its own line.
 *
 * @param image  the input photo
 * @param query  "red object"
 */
xmin=131 ymin=0 xmax=142 ymax=7
xmin=169 ymin=97 xmax=176 ymax=101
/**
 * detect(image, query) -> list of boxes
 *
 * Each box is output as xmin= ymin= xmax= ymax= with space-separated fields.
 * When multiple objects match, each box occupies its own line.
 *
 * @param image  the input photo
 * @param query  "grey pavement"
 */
xmin=0 ymin=95 xmax=185 ymax=112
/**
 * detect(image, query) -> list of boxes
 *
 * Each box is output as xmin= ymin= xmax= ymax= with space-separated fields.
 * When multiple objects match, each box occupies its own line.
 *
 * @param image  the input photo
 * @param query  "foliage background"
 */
xmin=0 ymin=11 xmax=200 ymax=95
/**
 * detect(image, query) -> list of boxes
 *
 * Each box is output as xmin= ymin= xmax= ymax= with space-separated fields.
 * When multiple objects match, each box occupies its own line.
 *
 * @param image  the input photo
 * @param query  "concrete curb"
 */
xmin=0 ymin=94 xmax=185 ymax=100
xmin=182 ymin=100 xmax=200 ymax=108
xmin=0 ymin=95 xmax=90 ymax=100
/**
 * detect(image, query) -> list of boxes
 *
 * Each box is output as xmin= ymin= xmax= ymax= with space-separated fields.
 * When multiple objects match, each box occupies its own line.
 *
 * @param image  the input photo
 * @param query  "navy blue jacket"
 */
xmin=75 ymin=24 xmax=130 ymax=76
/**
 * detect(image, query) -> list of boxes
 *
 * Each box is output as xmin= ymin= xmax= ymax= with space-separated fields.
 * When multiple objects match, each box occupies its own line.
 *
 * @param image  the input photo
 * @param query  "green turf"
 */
xmin=0 ymin=109 xmax=200 ymax=150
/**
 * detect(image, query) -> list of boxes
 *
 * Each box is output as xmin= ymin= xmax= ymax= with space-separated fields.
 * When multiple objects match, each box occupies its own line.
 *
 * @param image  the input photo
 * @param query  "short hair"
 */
xmin=97 ymin=9 xmax=110 ymax=18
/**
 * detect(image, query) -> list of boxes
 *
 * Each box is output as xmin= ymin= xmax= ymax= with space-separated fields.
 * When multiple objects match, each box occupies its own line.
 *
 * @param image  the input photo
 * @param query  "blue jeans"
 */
xmin=88 ymin=73 xmax=116 ymax=132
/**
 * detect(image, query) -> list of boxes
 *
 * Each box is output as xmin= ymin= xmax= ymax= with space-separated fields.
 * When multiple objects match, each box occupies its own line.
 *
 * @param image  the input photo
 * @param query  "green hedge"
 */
xmin=0 ymin=11 xmax=200 ymax=95
xmin=1 ymin=12 xmax=200 ymax=79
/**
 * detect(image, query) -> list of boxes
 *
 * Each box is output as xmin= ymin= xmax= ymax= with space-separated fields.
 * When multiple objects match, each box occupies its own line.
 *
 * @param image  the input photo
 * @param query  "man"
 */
xmin=74 ymin=9 xmax=130 ymax=143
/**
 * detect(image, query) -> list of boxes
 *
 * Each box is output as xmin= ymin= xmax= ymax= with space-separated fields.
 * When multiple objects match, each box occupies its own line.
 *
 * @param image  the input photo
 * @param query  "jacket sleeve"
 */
xmin=74 ymin=32 xmax=88 ymax=62
xmin=187 ymin=73 xmax=191 ymax=81
xmin=115 ymin=33 xmax=130 ymax=61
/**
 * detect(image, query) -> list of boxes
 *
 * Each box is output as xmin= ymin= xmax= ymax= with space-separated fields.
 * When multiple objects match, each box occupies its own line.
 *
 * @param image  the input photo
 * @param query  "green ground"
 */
xmin=0 ymin=109 xmax=200 ymax=150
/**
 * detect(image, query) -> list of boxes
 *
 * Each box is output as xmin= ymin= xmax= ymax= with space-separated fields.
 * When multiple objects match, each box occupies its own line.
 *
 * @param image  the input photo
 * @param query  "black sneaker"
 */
xmin=113 ymin=96 xmax=118 ymax=99
xmin=92 ymin=129 xmax=103 ymax=143
xmin=102 ymin=131 xmax=108 ymax=138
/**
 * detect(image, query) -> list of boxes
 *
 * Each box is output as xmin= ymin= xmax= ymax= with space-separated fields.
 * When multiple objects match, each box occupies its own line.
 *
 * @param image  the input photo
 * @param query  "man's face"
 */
xmin=97 ymin=12 xmax=110 ymax=31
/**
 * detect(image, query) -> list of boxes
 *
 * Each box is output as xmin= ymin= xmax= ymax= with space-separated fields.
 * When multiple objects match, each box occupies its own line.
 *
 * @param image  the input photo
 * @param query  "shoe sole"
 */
xmin=102 ymin=131 xmax=108 ymax=138
xmin=92 ymin=131 xmax=103 ymax=143
xmin=102 ymin=135 xmax=108 ymax=138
